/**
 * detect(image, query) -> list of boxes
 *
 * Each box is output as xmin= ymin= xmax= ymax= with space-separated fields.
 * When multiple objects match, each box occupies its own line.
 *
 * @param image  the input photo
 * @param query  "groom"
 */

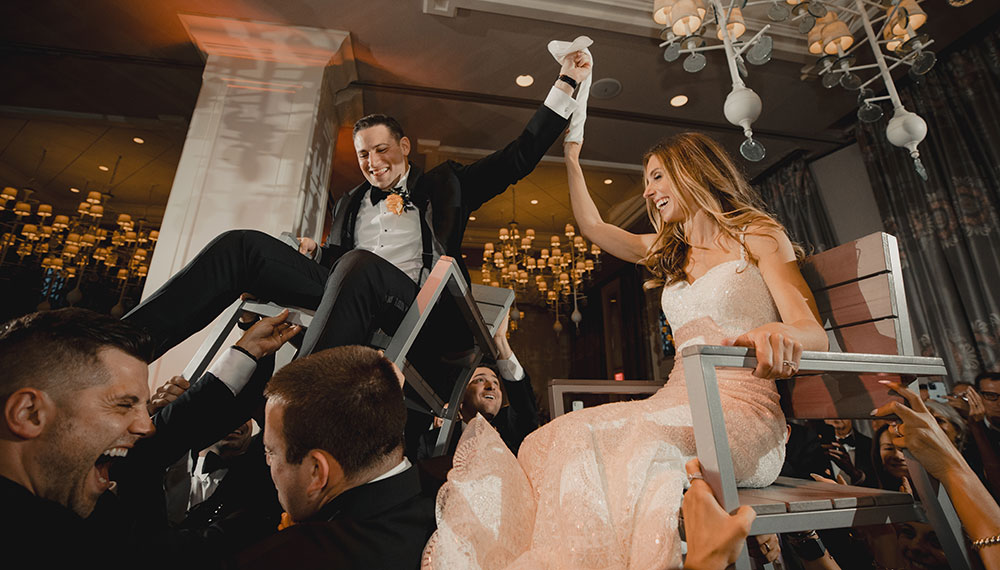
xmin=125 ymin=53 xmax=590 ymax=361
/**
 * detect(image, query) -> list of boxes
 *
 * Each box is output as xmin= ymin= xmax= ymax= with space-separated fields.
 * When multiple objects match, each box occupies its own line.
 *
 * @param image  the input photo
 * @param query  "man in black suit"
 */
xmin=87 ymin=310 xmax=297 ymax=570
xmin=124 ymin=52 xmax=591 ymax=361
xmin=230 ymin=345 xmax=434 ymax=569
xmin=820 ymin=419 xmax=875 ymax=487
xmin=417 ymin=314 xmax=539 ymax=459
xmin=0 ymin=309 xmax=156 ymax=566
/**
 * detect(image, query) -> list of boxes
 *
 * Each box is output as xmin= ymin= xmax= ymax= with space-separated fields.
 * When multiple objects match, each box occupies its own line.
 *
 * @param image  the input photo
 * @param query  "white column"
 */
xmin=142 ymin=15 xmax=355 ymax=387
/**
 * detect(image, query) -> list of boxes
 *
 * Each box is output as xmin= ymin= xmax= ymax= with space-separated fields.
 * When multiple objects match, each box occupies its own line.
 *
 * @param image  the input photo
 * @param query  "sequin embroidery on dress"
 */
xmin=423 ymin=252 xmax=787 ymax=570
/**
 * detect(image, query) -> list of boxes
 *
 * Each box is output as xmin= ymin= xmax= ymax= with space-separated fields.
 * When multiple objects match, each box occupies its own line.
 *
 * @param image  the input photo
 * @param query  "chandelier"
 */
xmin=481 ymin=216 xmax=602 ymax=334
xmin=0 ymin=186 xmax=158 ymax=316
xmin=654 ymin=0 xmax=935 ymax=178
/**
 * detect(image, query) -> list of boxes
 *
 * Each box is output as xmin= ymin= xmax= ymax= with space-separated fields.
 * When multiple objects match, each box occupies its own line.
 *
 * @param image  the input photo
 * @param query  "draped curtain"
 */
xmin=855 ymin=27 xmax=1000 ymax=381
xmin=754 ymin=154 xmax=839 ymax=254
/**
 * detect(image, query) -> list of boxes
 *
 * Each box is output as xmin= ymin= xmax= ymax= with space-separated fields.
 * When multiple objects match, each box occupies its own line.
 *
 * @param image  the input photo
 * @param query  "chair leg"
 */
xmin=182 ymin=299 xmax=244 ymax=381
xmin=906 ymin=453 xmax=972 ymax=570
xmin=433 ymin=350 xmax=482 ymax=457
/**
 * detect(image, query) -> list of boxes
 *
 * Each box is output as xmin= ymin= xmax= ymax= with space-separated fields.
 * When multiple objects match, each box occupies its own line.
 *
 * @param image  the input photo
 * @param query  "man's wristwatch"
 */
xmin=557 ymin=74 xmax=578 ymax=90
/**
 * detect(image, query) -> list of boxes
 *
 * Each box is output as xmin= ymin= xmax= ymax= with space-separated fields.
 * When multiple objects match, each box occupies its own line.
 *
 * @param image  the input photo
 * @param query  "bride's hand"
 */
xmin=722 ymin=323 xmax=803 ymax=379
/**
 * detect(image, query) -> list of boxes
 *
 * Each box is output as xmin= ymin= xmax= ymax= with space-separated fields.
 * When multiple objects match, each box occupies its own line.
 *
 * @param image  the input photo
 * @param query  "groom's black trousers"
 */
xmin=124 ymin=230 xmax=419 ymax=361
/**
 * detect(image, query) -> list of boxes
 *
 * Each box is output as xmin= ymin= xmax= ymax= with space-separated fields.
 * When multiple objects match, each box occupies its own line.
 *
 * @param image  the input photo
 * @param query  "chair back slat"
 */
xmin=779 ymin=232 xmax=916 ymax=419
xmin=777 ymin=372 xmax=908 ymax=419
xmin=826 ymin=319 xmax=901 ymax=356
xmin=813 ymin=273 xmax=897 ymax=329
xmin=799 ymin=232 xmax=892 ymax=289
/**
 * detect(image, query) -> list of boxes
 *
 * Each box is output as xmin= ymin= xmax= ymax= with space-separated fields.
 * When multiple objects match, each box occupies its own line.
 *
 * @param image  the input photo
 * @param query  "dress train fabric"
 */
xmin=424 ymin=256 xmax=787 ymax=569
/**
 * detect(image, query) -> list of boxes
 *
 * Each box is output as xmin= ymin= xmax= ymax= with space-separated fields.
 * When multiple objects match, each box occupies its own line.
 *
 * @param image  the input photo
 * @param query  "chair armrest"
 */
xmin=681 ymin=344 xmax=946 ymax=512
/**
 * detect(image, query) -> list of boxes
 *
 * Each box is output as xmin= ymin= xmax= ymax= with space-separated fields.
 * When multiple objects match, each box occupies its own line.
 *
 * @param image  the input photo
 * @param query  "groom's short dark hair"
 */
xmin=353 ymin=114 xmax=406 ymax=141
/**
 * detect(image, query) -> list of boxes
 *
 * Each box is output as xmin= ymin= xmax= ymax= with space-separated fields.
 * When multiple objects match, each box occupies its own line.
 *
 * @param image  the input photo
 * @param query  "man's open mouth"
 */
xmin=93 ymin=446 xmax=130 ymax=490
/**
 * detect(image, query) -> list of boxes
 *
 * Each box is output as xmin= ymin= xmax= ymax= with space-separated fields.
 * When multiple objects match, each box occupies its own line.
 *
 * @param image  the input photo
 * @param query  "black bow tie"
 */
xmin=198 ymin=452 xmax=229 ymax=475
xmin=370 ymin=185 xmax=408 ymax=206
xmin=837 ymin=435 xmax=856 ymax=447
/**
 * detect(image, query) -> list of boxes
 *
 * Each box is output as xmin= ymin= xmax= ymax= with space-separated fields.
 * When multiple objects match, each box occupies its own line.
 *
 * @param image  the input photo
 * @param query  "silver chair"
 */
xmin=184 ymin=254 xmax=513 ymax=458
xmin=683 ymin=232 xmax=970 ymax=569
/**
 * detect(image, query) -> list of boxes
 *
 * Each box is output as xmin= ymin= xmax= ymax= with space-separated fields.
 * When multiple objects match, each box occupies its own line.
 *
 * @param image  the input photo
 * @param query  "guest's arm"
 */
xmin=682 ymin=459 xmax=756 ymax=570
xmin=957 ymin=388 xmax=1000 ymax=497
xmin=875 ymin=381 xmax=1000 ymax=569
xmin=493 ymin=315 xmax=539 ymax=454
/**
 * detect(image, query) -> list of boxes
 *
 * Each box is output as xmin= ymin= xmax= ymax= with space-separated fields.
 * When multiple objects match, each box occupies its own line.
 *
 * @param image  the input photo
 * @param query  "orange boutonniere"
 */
xmin=277 ymin=511 xmax=296 ymax=531
xmin=385 ymin=193 xmax=405 ymax=216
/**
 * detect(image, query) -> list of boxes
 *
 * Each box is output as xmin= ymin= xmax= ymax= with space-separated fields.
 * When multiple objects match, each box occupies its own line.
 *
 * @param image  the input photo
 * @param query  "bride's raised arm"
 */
xmin=564 ymin=141 xmax=656 ymax=263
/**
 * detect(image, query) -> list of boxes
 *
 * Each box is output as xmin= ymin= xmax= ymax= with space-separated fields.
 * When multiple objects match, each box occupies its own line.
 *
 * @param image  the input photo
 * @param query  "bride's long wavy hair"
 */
xmin=640 ymin=132 xmax=802 ymax=289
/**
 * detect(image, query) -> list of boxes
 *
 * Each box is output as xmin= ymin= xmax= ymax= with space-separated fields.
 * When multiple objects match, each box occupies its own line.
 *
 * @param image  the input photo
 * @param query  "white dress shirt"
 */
xmin=355 ymin=167 xmax=425 ymax=284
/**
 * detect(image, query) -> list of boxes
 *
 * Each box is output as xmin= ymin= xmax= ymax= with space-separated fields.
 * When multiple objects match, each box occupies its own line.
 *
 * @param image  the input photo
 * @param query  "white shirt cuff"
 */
xmin=544 ymin=86 xmax=578 ymax=120
xmin=208 ymin=347 xmax=258 ymax=395
xmin=496 ymin=353 xmax=525 ymax=381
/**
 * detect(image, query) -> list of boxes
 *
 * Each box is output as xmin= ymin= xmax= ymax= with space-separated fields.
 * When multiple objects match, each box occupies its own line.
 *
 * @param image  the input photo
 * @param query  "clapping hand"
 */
xmin=947 ymin=388 xmax=986 ymax=423
xmin=821 ymin=441 xmax=865 ymax=484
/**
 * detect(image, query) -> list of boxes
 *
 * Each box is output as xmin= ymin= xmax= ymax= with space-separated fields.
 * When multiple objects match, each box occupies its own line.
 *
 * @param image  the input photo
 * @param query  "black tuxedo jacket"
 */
xmin=92 ymin=360 xmax=276 ymax=568
xmin=416 ymin=372 xmax=540 ymax=460
xmin=320 ymin=103 xmax=569 ymax=283
xmin=229 ymin=465 xmax=435 ymax=570
xmin=162 ymin=435 xmax=282 ymax=558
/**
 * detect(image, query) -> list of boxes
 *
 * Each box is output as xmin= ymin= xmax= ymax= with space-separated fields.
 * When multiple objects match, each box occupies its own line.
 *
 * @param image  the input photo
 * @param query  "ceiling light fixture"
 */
xmin=530 ymin=199 xmax=539 ymax=205
xmin=670 ymin=94 xmax=689 ymax=107
xmin=70 ymin=187 xmax=79 ymax=193
xmin=469 ymin=215 xmax=477 ymax=221
xmin=516 ymin=74 xmax=534 ymax=87
xmin=98 ymin=165 xmax=109 ymax=172
xmin=654 ymin=0 xmax=933 ymax=178
xmin=603 ymin=178 xmax=613 ymax=185
xmin=132 ymin=137 xmax=145 ymax=144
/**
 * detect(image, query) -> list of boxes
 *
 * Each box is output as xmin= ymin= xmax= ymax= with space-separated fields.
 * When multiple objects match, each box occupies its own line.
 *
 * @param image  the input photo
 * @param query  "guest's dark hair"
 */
xmin=264 ymin=345 xmax=405 ymax=479
xmin=352 ymin=114 xmax=405 ymax=141
xmin=871 ymin=424 xmax=905 ymax=491
xmin=0 ymin=308 xmax=153 ymax=401
xmin=974 ymin=372 xmax=1000 ymax=391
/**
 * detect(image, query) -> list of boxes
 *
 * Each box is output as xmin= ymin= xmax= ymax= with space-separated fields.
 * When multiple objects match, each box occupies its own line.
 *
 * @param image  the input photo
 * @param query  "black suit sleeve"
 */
xmin=454 ymin=104 xmax=568 ymax=212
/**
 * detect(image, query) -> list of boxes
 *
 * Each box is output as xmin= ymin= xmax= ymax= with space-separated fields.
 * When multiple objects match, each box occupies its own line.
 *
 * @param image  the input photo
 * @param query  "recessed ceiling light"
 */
xmin=468 ymin=215 xmax=477 ymax=221
xmin=670 ymin=94 xmax=689 ymax=107
xmin=530 ymin=199 xmax=539 ymax=205
xmin=132 ymin=137 xmax=145 ymax=144
xmin=515 ymin=74 xmax=534 ymax=87
xmin=98 ymin=165 xmax=109 ymax=171
xmin=603 ymin=178 xmax=613 ymax=185
xmin=70 ymin=187 xmax=79 ymax=193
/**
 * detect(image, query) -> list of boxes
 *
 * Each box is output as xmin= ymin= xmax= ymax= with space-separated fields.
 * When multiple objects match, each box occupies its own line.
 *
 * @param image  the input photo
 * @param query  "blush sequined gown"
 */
xmin=423 ymin=250 xmax=787 ymax=570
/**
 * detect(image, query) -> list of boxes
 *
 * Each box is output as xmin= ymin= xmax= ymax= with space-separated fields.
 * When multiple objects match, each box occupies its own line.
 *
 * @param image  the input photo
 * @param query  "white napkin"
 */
xmin=547 ymin=36 xmax=593 ymax=143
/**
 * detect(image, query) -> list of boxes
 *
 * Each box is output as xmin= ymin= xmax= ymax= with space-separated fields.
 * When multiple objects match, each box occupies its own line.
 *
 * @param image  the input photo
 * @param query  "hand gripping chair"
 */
xmin=183 ymin=255 xmax=514 ymax=458
xmin=683 ymin=232 xmax=971 ymax=569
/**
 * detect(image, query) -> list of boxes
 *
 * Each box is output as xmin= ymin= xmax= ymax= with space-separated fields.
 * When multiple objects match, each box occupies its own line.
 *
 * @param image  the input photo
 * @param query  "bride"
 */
xmin=423 ymin=133 xmax=829 ymax=569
